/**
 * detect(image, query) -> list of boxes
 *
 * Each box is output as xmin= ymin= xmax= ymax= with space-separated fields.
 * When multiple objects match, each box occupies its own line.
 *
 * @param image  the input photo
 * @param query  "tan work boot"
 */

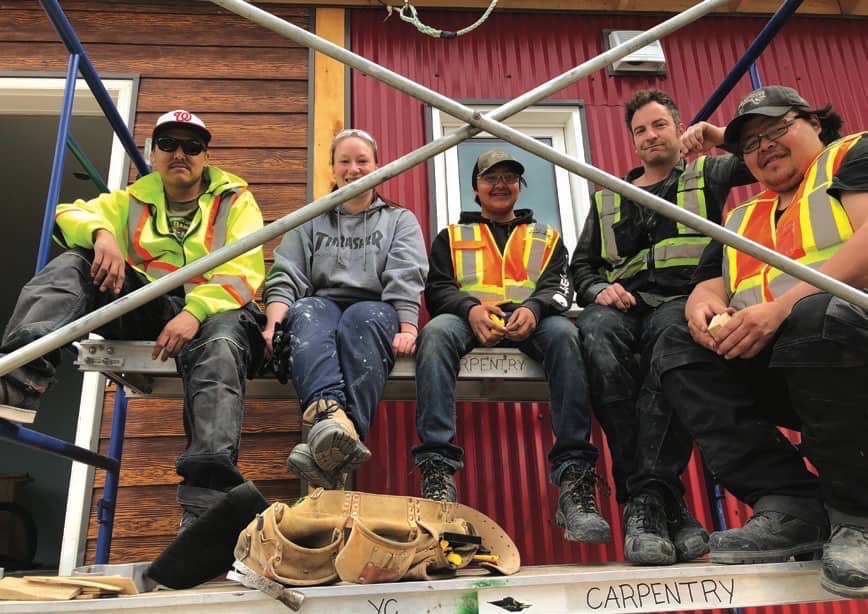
xmin=303 ymin=399 xmax=371 ymax=473
xmin=286 ymin=443 xmax=346 ymax=490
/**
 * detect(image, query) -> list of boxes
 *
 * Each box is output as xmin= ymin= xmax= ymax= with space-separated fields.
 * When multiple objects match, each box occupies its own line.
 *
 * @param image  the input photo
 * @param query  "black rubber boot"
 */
xmin=556 ymin=464 xmax=612 ymax=544
xmin=668 ymin=499 xmax=710 ymax=562
xmin=820 ymin=524 xmax=868 ymax=599
xmin=623 ymin=492 xmax=676 ymax=565
xmin=419 ymin=457 xmax=457 ymax=502
xmin=148 ymin=481 xmax=269 ymax=589
xmin=709 ymin=510 xmax=829 ymax=564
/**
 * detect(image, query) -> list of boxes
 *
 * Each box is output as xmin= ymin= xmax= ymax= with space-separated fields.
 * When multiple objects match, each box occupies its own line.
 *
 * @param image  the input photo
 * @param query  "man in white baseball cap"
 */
xmin=0 ymin=110 xmax=267 ymax=532
xmin=152 ymin=109 xmax=212 ymax=145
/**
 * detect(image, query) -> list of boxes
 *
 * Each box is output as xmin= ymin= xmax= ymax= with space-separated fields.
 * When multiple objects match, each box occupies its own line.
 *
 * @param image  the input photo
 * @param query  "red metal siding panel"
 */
xmin=351 ymin=9 xmax=865 ymax=612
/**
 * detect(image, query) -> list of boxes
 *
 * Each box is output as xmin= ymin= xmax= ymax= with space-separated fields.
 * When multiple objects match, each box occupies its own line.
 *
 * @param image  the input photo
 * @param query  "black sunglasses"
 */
xmin=155 ymin=136 xmax=205 ymax=156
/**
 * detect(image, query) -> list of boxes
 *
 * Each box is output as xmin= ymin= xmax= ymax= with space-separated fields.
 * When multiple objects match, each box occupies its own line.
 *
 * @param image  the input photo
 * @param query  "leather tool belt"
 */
xmin=233 ymin=489 xmax=520 ymax=587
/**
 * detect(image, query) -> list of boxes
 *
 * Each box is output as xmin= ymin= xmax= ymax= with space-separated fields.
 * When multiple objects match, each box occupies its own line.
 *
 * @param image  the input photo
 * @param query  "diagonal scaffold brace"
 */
xmin=2 ymin=0 xmax=863 ymax=381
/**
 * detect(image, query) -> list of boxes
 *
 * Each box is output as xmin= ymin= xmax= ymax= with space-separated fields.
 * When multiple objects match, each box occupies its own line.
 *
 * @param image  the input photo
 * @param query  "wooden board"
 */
xmin=0 ymin=577 xmax=80 ymax=601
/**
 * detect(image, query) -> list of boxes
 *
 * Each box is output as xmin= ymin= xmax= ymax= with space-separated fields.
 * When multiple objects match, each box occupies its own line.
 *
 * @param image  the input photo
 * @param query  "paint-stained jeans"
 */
xmin=575 ymin=298 xmax=693 ymax=504
xmin=283 ymin=297 xmax=399 ymax=438
xmin=0 ymin=248 xmax=266 ymax=510
xmin=654 ymin=293 xmax=868 ymax=520
xmin=412 ymin=313 xmax=598 ymax=485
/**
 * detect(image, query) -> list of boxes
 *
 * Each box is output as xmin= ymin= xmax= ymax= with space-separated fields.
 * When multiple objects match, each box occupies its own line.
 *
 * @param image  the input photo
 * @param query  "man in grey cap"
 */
xmin=412 ymin=149 xmax=612 ymax=545
xmin=653 ymin=85 xmax=868 ymax=598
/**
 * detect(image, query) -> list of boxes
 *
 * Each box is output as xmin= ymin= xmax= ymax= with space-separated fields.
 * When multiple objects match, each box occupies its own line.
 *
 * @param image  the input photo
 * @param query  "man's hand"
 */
xmin=713 ymin=302 xmax=788 ymax=359
xmin=686 ymin=301 xmax=730 ymax=351
xmin=91 ymin=229 xmax=125 ymax=295
xmin=468 ymin=304 xmax=507 ymax=347
xmin=679 ymin=121 xmax=725 ymax=157
xmin=153 ymin=311 xmax=201 ymax=361
xmin=392 ymin=332 xmax=417 ymax=357
xmin=505 ymin=306 xmax=537 ymax=342
xmin=595 ymin=283 xmax=637 ymax=312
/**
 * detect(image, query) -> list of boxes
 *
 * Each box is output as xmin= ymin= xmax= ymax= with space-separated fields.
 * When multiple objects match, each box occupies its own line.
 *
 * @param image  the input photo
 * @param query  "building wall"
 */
xmin=349 ymin=7 xmax=865 ymax=612
xmin=0 ymin=0 xmax=312 ymax=563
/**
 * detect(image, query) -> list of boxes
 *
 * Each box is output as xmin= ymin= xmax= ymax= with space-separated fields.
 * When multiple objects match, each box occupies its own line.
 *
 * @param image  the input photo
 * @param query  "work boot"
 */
xmin=668 ymin=499 xmax=710 ymax=562
xmin=0 ymin=378 xmax=41 ymax=424
xmin=418 ymin=457 xmax=457 ymax=502
xmin=820 ymin=524 xmax=868 ymax=599
xmin=555 ymin=464 xmax=611 ymax=544
xmin=304 ymin=399 xmax=371 ymax=474
xmin=177 ymin=487 xmax=228 ymax=536
xmin=287 ymin=443 xmax=344 ymax=490
xmin=623 ymin=492 xmax=676 ymax=565
xmin=709 ymin=510 xmax=829 ymax=564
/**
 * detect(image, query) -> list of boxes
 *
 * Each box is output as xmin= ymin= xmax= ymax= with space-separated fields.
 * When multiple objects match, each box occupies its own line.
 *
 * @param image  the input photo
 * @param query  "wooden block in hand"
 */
xmin=708 ymin=312 xmax=732 ymax=337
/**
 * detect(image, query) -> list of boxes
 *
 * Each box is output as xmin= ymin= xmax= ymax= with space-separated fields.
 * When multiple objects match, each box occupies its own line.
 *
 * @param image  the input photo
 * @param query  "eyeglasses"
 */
xmin=740 ymin=117 xmax=798 ymax=154
xmin=155 ymin=136 xmax=205 ymax=156
xmin=478 ymin=172 xmax=521 ymax=186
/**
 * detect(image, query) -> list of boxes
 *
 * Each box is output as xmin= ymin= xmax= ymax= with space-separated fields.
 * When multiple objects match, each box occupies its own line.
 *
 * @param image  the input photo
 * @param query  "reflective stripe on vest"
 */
xmin=596 ymin=156 xmax=709 ymax=282
xmin=448 ymin=222 xmax=559 ymax=305
xmin=126 ymin=189 xmax=245 ymax=296
xmin=724 ymin=133 xmax=864 ymax=309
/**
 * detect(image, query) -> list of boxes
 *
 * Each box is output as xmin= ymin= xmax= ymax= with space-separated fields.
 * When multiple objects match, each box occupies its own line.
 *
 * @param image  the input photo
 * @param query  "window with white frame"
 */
xmin=428 ymin=103 xmax=593 ymax=254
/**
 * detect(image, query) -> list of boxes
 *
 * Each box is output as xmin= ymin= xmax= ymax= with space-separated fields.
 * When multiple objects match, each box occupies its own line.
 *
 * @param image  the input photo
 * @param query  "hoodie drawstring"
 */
xmin=363 ymin=209 xmax=368 ymax=272
xmin=336 ymin=208 xmax=343 ymax=266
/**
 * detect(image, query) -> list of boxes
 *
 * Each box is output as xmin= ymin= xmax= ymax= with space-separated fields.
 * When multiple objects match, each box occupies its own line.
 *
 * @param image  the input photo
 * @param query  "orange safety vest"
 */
xmin=448 ymin=222 xmax=559 ymax=305
xmin=723 ymin=133 xmax=865 ymax=309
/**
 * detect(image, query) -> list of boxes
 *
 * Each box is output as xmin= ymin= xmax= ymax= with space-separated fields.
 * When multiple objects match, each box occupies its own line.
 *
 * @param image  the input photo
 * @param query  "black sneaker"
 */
xmin=0 ymin=378 xmax=41 ymax=424
xmin=668 ymin=499 xmax=710 ymax=562
xmin=556 ymin=464 xmax=611 ymax=544
xmin=419 ymin=458 xmax=457 ymax=502
xmin=624 ymin=492 xmax=676 ymax=565
xmin=709 ymin=510 xmax=829 ymax=564
xmin=820 ymin=524 xmax=868 ymax=599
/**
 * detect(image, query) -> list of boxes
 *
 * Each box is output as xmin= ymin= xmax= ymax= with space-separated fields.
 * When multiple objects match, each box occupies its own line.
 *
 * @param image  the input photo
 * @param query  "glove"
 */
xmin=271 ymin=319 xmax=291 ymax=385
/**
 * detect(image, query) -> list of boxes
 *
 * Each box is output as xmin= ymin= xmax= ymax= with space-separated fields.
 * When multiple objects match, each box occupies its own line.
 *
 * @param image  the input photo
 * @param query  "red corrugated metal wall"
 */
xmin=350 ymin=8 xmax=866 ymax=613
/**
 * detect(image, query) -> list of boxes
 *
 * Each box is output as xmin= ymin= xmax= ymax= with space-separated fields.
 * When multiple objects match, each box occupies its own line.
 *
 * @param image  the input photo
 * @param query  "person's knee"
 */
xmin=537 ymin=316 xmax=580 ymax=352
xmin=576 ymin=305 xmax=633 ymax=350
xmin=340 ymin=301 xmax=397 ymax=328
xmin=781 ymin=294 xmax=831 ymax=340
xmin=180 ymin=332 xmax=249 ymax=379
xmin=775 ymin=295 xmax=868 ymax=367
xmin=337 ymin=301 xmax=398 ymax=343
xmin=45 ymin=248 xmax=94 ymax=275
xmin=418 ymin=314 xmax=465 ymax=349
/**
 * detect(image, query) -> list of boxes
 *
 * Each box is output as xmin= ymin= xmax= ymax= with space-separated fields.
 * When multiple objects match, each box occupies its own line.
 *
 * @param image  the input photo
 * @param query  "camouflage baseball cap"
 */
xmin=474 ymin=149 xmax=525 ymax=177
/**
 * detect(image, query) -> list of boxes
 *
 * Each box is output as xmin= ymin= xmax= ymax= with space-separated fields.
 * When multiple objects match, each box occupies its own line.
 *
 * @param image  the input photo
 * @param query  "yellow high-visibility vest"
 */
xmin=596 ymin=156 xmax=711 ymax=282
xmin=55 ymin=166 xmax=265 ymax=320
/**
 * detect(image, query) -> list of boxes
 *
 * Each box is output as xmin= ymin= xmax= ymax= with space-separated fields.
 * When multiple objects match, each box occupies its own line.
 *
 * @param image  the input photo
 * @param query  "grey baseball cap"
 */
xmin=723 ymin=86 xmax=811 ymax=152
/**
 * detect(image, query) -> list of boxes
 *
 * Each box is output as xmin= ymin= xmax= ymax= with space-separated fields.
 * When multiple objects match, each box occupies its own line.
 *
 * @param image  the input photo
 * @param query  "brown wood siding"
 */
xmin=0 ymin=0 xmax=312 ymax=564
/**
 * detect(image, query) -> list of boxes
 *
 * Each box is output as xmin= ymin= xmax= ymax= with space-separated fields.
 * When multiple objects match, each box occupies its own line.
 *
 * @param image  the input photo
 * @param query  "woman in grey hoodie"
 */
xmin=263 ymin=129 xmax=428 ymax=489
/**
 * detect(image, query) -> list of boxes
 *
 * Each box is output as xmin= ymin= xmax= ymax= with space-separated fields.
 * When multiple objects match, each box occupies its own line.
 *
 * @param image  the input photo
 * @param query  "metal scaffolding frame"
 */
xmin=0 ymin=0 xmax=856 ymax=570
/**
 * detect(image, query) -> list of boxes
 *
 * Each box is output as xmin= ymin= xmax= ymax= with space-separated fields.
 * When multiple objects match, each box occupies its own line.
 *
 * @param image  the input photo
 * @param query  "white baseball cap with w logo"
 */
xmin=152 ymin=109 xmax=212 ymax=144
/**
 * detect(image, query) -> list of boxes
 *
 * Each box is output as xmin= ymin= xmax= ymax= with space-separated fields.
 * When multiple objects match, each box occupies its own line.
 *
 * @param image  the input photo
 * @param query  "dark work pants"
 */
xmin=575 ymin=299 xmax=694 ymax=504
xmin=0 ymin=248 xmax=265 ymax=510
xmin=655 ymin=293 xmax=868 ymax=522
xmin=283 ymin=297 xmax=399 ymax=438
xmin=413 ymin=313 xmax=598 ymax=485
